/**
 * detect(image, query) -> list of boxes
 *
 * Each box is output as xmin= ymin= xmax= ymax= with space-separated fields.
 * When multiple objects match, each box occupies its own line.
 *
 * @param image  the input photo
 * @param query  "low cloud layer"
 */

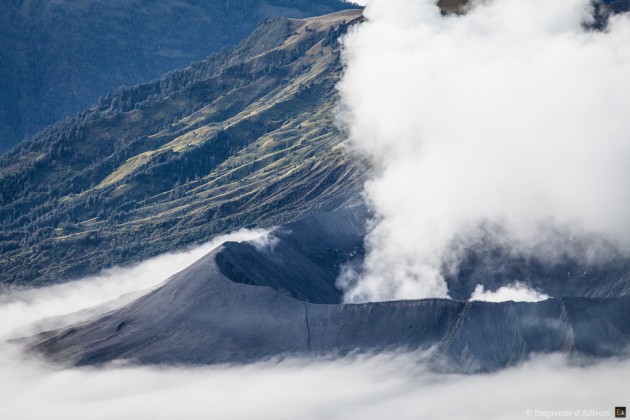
xmin=338 ymin=0 xmax=630 ymax=302
xmin=0 ymin=229 xmax=265 ymax=342
xmin=1 ymin=341 xmax=628 ymax=419
xmin=0 ymin=228 xmax=627 ymax=419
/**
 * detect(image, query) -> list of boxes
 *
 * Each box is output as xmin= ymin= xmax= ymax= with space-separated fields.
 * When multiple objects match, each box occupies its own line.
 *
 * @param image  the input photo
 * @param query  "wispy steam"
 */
xmin=470 ymin=282 xmax=550 ymax=302
xmin=338 ymin=0 xmax=630 ymax=302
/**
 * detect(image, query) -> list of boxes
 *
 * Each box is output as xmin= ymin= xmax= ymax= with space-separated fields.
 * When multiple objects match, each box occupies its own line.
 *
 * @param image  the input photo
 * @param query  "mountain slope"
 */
xmin=0 ymin=0 xmax=359 ymax=153
xmin=0 ymin=10 xmax=367 ymax=285
xmin=5 ymin=2 xmax=629 ymax=286
xmin=32 ymin=207 xmax=630 ymax=372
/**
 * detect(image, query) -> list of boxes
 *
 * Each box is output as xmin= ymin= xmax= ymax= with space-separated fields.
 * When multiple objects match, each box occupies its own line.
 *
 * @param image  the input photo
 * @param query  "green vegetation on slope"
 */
xmin=0 ymin=0 xmax=359 ymax=152
xmin=0 ymin=10 xmax=367 ymax=285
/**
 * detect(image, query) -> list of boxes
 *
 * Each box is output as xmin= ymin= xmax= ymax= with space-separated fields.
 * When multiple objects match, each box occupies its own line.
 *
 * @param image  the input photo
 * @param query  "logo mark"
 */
xmin=616 ymin=407 xmax=626 ymax=418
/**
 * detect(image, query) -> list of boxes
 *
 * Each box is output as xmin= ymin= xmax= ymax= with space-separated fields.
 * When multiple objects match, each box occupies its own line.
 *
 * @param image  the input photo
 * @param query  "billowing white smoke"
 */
xmin=338 ymin=0 xmax=630 ymax=302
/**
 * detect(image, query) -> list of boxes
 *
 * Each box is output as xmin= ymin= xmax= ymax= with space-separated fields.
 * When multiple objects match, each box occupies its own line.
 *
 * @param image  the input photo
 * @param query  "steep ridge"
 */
xmin=0 ymin=0 xmax=359 ymax=153
xmin=0 ymin=10 xmax=367 ymax=285
xmin=32 ymin=207 xmax=630 ymax=372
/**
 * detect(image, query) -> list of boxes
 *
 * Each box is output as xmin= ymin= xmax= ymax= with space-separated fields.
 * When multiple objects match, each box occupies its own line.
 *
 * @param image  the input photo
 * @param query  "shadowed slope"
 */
xmin=216 ymin=205 xmax=368 ymax=303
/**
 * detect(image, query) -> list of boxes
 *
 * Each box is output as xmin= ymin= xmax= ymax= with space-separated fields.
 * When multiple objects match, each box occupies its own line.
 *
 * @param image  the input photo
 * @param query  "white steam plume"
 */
xmin=470 ymin=282 xmax=550 ymax=302
xmin=338 ymin=0 xmax=630 ymax=302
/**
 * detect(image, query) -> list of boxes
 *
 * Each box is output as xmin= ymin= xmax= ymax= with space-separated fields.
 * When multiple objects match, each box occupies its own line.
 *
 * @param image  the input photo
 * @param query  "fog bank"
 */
xmin=1 ymin=345 xmax=627 ymax=419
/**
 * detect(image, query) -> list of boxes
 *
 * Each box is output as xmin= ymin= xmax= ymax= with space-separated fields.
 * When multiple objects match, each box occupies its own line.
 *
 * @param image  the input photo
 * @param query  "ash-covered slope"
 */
xmin=34 ymin=207 xmax=630 ymax=372
xmin=447 ymin=247 xmax=630 ymax=300
xmin=215 ymin=205 xmax=368 ymax=303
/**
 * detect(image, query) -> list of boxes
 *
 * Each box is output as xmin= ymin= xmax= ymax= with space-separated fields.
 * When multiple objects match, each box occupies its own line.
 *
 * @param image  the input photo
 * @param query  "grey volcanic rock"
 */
xmin=216 ymin=205 xmax=368 ymax=303
xmin=33 ymin=207 xmax=630 ymax=372
xmin=447 ymin=248 xmax=630 ymax=301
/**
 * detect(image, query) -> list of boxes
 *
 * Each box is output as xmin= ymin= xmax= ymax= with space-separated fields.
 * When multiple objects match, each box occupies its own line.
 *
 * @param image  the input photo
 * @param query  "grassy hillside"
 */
xmin=0 ymin=10 xmax=367 ymax=285
xmin=0 ymin=0 xmax=359 ymax=153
